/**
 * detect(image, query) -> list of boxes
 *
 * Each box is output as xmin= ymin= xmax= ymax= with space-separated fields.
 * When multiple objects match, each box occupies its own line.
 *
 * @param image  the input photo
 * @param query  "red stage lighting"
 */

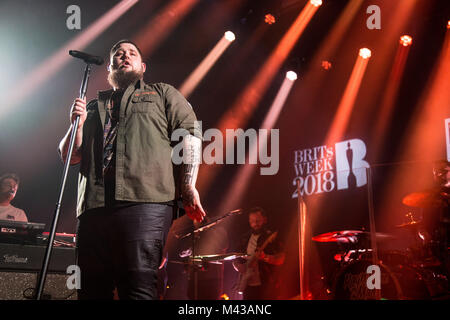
xmin=197 ymin=0 xmax=322 ymax=193
xmin=310 ymin=0 xmax=322 ymax=7
xmin=400 ymin=35 xmax=412 ymax=47
xmin=325 ymin=48 xmax=371 ymax=144
xmin=321 ymin=60 xmax=332 ymax=70
xmin=220 ymin=293 xmax=230 ymax=300
xmin=286 ymin=71 xmax=298 ymax=81
xmin=265 ymin=14 xmax=276 ymax=25
xmin=224 ymin=31 xmax=236 ymax=42
xmin=179 ymin=31 xmax=236 ymax=97
xmin=359 ymin=48 xmax=371 ymax=59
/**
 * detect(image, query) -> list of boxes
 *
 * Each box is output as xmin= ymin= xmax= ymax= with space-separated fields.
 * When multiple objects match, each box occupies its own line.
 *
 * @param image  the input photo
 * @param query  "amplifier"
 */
xmin=0 ymin=243 xmax=77 ymax=300
xmin=0 ymin=243 xmax=76 ymax=273
xmin=0 ymin=271 xmax=77 ymax=300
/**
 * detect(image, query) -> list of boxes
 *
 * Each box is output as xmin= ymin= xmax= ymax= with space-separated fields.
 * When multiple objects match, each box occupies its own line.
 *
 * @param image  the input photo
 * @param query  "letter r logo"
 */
xmin=335 ymin=139 xmax=370 ymax=190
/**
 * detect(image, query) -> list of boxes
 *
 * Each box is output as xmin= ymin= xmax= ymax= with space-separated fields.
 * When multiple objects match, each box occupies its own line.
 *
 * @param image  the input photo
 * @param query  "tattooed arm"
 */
xmin=181 ymin=134 xmax=206 ymax=222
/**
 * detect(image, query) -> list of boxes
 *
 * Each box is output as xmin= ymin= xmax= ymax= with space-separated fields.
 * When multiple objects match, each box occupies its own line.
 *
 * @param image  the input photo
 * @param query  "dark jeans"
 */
xmin=76 ymin=203 xmax=173 ymax=300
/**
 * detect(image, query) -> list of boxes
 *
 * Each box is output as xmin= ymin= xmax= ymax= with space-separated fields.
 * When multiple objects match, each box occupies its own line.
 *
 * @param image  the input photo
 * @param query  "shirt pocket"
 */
xmin=130 ymin=95 xmax=156 ymax=113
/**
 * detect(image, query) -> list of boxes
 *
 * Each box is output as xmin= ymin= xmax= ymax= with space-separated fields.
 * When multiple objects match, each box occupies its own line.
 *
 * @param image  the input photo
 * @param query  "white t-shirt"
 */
xmin=0 ymin=205 xmax=28 ymax=222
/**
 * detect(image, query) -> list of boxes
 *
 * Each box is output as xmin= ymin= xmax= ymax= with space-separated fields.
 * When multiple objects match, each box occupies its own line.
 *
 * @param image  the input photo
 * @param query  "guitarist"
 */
xmin=232 ymin=207 xmax=285 ymax=300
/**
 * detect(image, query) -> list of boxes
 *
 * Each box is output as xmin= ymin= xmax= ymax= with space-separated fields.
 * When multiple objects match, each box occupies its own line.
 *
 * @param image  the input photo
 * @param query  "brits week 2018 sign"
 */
xmin=292 ymin=139 xmax=370 ymax=198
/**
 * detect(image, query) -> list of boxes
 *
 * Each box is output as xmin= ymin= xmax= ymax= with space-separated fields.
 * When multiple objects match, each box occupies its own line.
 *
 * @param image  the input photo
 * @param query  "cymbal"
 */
xmin=312 ymin=230 xmax=394 ymax=243
xmin=312 ymin=230 xmax=364 ymax=243
xmin=190 ymin=252 xmax=249 ymax=262
xmin=402 ymin=190 xmax=449 ymax=208
xmin=396 ymin=220 xmax=422 ymax=228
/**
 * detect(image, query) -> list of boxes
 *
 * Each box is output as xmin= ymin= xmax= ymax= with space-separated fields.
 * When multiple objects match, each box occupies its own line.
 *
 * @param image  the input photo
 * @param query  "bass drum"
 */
xmin=331 ymin=259 xmax=434 ymax=300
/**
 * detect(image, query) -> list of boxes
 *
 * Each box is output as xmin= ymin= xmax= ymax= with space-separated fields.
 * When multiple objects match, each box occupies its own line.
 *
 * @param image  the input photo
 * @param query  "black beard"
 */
xmin=107 ymin=69 xmax=143 ymax=89
xmin=251 ymin=228 xmax=263 ymax=235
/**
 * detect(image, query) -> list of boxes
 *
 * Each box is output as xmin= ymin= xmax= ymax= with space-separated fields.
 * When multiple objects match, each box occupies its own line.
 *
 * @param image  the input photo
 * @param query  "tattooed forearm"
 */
xmin=181 ymin=135 xmax=201 ymax=188
xmin=178 ymin=134 xmax=206 ymax=221
xmin=183 ymin=164 xmax=197 ymax=186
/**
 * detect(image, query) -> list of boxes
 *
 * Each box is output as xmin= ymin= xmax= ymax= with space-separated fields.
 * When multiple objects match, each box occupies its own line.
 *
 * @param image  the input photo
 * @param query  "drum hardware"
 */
xmin=401 ymin=190 xmax=449 ymax=270
xmin=175 ymin=209 xmax=243 ymax=300
xmin=396 ymin=212 xmax=422 ymax=229
xmin=313 ymin=221 xmax=449 ymax=299
xmin=189 ymin=253 xmax=249 ymax=265
xmin=334 ymin=249 xmax=372 ymax=263
xmin=330 ymin=259 xmax=444 ymax=300
xmin=314 ymin=168 xmax=450 ymax=299
xmin=312 ymin=230 xmax=395 ymax=244
xmin=402 ymin=190 xmax=449 ymax=208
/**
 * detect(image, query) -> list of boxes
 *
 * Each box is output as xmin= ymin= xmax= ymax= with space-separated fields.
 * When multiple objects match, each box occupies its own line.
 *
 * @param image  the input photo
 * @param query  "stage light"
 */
xmin=310 ymin=0 xmax=322 ymax=7
xmin=197 ymin=0 xmax=322 ymax=193
xmin=359 ymin=48 xmax=371 ymax=59
xmin=321 ymin=60 xmax=332 ymax=70
xmin=372 ymin=33 xmax=412 ymax=158
xmin=180 ymin=31 xmax=235 ymax=97
xmin=286 ymin=71 xmax=298 ymax=81
xmin=325 ymin=48 xmax=371 ymax=144
xmin=447 ymin=20 xmax=450 ymax=29
xmin=224 ymin=31 xmax=236 ymax=42
xmin=400 ymin=35 xmax=412 ymax=47
xmin=220 ymin=293 xmax=230 ymax=300
xmin=134 ymin=0 xmax=201 ymax=56
xmin=1 ymin=0 xmax=139 ymax=118
xmin=265 ymin=14 xmax=276 ymax=25
xmin=215 ymin=71 xmax=295 ymax=218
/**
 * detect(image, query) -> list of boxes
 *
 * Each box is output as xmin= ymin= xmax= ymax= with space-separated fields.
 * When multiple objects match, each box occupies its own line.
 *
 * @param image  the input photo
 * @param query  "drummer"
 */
xmin=424 ymin=160 xmax=450 ymax=276
xmin=432 ymin=160 xmax=450 ymax=191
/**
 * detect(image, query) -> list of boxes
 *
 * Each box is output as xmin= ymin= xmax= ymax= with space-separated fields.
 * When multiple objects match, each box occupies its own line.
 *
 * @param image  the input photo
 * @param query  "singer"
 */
xmin=58 ymin=39 xmax=205 ymax=300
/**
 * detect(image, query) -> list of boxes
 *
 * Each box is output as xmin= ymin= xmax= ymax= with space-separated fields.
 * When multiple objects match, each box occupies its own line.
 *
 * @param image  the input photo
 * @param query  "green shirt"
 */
xmin=76 ymin=80 xmax=200 ymax=217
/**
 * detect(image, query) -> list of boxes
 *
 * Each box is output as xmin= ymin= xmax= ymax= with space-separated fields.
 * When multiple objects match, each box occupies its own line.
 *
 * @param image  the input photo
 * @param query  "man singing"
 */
xmin=59 ymin=40 xmax=205 ymax=299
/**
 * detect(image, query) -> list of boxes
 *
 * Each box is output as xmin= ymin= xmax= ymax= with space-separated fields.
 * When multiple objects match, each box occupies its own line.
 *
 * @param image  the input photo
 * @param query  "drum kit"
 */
xmin=313 ymin=189 xmax=450 ymax=300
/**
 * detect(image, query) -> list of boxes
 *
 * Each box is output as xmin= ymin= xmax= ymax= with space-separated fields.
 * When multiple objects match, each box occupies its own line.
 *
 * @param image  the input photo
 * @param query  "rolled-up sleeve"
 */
xmin=162 ymin=84 xmax=202 ymax=140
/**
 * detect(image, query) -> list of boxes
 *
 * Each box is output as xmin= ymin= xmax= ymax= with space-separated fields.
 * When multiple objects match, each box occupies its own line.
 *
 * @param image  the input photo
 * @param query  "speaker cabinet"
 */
xmin=0 ymin=271 xmax=77 ymax=300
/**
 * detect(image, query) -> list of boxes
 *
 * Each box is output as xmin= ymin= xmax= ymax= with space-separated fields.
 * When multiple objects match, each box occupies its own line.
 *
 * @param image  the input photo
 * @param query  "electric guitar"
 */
xmin=235 ymin=231 xmax=278 ymax=293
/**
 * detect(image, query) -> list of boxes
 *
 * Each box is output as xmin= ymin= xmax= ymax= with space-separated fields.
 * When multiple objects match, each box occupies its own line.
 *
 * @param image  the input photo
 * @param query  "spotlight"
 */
xmin=286 ymin=71 xmax=298 ymax=81
xmin=224 ymin=31 xmax=236 ymax=42
xmin=265 ymin=14 xmax=276 ymax=25
xmin=359 ymin=48 xmax=371 ymax=59
xmin=447 ymin=20 xmax=450 ymax=29
xmin=400 ymin=35 xmax=412 ymax=47
xmin=310 ymin=0 xmax=322 ymax=7
xmin=321 ymin=60 xmax=332 ymax=70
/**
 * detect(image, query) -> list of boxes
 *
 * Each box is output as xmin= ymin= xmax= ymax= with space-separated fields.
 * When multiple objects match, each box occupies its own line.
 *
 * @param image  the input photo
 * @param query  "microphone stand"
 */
xmin=178 ymin=209 xmax=242 ymax=240
xmin=178 ymin=209 xmax=242 ymax=300
xmin=35 ymin=63 xmax=92 ymax=300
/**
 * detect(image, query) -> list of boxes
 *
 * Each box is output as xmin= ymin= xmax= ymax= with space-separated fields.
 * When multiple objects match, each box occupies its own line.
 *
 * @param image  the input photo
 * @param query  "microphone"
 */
xmin=69 ymin=50 xmax=104 ymax=65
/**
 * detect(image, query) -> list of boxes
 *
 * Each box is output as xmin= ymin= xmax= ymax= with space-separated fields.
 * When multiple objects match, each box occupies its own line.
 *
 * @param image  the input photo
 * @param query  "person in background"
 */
xmin=233 ymin=207 xmax=285 ymax=300
xmin=0 ymin=173 xmax=28 ymax=222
